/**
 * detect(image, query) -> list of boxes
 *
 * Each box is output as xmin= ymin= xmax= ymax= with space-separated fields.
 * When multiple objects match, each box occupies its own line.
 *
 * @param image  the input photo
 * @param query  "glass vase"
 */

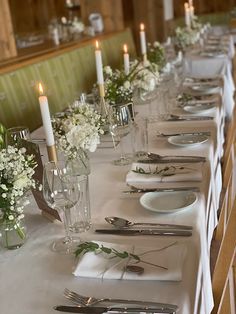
xmin=65 ymin=150 xmax=91 ymax=235
xmin=66 ymin=149 xmax=90 ymax=176
xmin=0 ymin=220 xmax=26 ymax=250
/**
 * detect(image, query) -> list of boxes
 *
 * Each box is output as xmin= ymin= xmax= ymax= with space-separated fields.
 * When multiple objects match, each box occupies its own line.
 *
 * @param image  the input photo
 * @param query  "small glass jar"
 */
xmin=0 ymin=220 xmax=26 ymax=250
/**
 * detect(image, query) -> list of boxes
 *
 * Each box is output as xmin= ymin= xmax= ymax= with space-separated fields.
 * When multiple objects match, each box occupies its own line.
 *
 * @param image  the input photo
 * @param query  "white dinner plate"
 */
xmin=200 ymin=52 xmax=225 ymax=58
xmin=167 ymin=134 xmax=208 ymax=147
xmin=189 ymin=85 xmax=220 ymax=94
xmin=140 ymin=191 xmax=197 ymax=213
xmin=183 ymin=103 xmax=215 ymax=114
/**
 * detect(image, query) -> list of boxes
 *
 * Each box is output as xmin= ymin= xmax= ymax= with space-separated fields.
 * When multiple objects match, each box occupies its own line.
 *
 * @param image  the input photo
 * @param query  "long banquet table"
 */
xmin=0 ymin=34 xmax=235 ymax=314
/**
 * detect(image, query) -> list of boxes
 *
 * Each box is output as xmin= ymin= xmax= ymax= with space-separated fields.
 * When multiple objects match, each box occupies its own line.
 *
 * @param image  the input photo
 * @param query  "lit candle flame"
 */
xmin=95 ymin=40 xmax=100 ymax=50
xmin=38 ymin=83 xmax=44 ymax=95
xmin=123 ymin=44 xmax=128 ymax=53
xmin=140 ymin=23 xmax=145 ymax=31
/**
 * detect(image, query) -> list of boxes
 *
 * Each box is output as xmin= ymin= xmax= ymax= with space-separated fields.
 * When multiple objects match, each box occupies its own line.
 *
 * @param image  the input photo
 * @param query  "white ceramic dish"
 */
xmin=140 ymin=191 xmax=197 ymax=213
xmin=183 ymin=103 xmax=215 ymax=114
xmin=167 ymin=134 xmax=208 ymax=147
xmin=190 ymin=85 xmax=220 ymax=94
xmin=200 ymin=52 xmax=225 ymax=58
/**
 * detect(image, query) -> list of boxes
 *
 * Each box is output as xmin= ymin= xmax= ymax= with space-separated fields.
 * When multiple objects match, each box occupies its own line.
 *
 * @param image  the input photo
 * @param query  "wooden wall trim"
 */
xmin=0 ymin=29 xmax=128 ymax=75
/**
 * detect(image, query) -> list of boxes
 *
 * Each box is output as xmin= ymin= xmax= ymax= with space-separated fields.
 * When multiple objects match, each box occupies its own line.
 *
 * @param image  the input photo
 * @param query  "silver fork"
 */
xmin=63 ymin=288 xmax=178 ymax=310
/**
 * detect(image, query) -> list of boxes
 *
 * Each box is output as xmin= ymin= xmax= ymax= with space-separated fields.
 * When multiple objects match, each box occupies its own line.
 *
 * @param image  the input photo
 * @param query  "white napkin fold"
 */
xmin=126 ymin=162 xmax=203 ymax=184
xmin=73 ymin=241 xmax=186 ymax=281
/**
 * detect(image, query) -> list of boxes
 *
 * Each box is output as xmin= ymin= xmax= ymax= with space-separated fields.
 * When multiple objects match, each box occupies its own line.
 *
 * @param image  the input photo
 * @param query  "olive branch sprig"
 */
xmin=74 ymin=241 xmax=178 ymax=271
xmin=132 ymin=165 xmax=195 ymax=176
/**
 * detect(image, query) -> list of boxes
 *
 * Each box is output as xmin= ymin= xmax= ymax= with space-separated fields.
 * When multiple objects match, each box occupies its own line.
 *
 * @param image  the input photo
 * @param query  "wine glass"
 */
xmin=43 ymin=161 xmax=81 ymax=254
xmin=109 ymin=104 xmax=133 ymax=166
xmin=6 ymin=126 xmax=31 ymax=146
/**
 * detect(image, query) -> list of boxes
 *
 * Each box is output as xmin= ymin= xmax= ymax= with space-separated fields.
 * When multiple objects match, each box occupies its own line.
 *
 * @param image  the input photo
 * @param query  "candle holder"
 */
xmin=98 ymin=84 xmax=110 ymax=119
xmin=46 ymin=144 xmax=58 ymax=162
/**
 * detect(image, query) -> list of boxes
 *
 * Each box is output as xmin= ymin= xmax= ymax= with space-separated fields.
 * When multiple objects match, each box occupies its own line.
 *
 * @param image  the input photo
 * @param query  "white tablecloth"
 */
xmin=184 ymin=36 xmax=235 ymax=118
xmin=0 ymin=33 xmax=234 ymax=314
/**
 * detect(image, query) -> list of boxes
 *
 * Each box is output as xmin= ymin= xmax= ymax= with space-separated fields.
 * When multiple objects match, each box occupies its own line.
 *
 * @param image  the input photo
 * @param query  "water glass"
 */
xmin=109 ymin=104 xmax=133 ymax=166
xmin=132 ymin=117 xmax=148 ymax=158
xmin=68 ymin=175 xmax=91 ymax=234
xmin=43 ymin=161 xmax=81 ymax=254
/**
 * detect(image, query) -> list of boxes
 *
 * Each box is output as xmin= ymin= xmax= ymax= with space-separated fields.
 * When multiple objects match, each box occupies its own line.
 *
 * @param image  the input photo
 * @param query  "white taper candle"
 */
xmin=38 ymin=83 xmax=55 ymax=147
xmin=184 ymin=3 xmax=191 ymax=28
xmin=123 ymin=44 xmax=130 ymax=75
xmin=95 ymin=41 xmax=104 ymax=85
xmin=140 ymin=23 xmax=147 ymax=55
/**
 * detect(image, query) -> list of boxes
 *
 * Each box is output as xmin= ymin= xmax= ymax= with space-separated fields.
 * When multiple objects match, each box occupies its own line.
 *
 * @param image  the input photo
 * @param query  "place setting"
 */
xmin=60 ymin=288 xmax=179 ymax=313
xmin=156 ymin=129 xmax=210 ymax=147
xmin=182 ymin=76 xmax=222 ymax=95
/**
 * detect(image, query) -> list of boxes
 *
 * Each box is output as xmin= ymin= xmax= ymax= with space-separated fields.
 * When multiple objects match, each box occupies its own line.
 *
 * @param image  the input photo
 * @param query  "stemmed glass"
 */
xmin=43 ymin=161 xmax=81 ymax=254
xmin=109 ymin=104 xmax=133 ymax=166
xmin=6 ymin=126 xmax=31 ymax=146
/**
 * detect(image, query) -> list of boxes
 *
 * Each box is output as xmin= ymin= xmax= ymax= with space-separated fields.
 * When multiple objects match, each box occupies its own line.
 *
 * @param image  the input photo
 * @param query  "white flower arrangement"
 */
xmin=52 ymin=102 xmax=104 ymax=159
xmin=0 ymin=146 xmax=38 ymax=236
xmin=191 ymin=16 xmax=203 ymax=31
xmin=131 ymin=60 xmax=160 ymax=93
xmin=175 ymin=27 xmax=200 ymax=50
xmin=147 ymin=41 xmax=166 ymax=70
xmin=103 ymin=66 xmax=133 ymax=105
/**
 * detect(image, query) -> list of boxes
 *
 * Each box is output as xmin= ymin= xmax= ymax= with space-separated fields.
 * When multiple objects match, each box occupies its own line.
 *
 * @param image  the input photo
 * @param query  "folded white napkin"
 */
xmin=126 ymin=162 xmax=202 ymax=184
xmin=73 ymin=241 xmax=186 ymax=281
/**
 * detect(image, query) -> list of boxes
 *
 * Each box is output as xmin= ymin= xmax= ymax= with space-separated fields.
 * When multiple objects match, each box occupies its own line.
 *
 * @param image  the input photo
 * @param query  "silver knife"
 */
xmin=95 ymin=229 xmax=192 ymax=236
xmin=137 ymin=158 xmax=204 ymax=164
xmin=147 ymin=153 xmax=206 ymax=161
xmin=54 ymin=305 xmax=177 ymax=313
xmin=156 ymin=131 xmax=211 ymax=137
xmin=123 ymin=186 xmax=199 ymax=194
xmin=167 ymin=116 xmax=213 ymax=121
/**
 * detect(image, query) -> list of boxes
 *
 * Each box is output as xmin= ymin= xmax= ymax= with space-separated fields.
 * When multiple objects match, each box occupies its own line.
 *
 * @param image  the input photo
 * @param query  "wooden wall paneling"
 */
xmin=173 ymin=0 xmax=236 ymax=18
xmin=80 ymin=0 xmax=124 ymax=33
xmin=0 ymin=0 xmax=17 ymax=61
xmin=8 ymin=0 xmax=66 ymax=35
xmin=132 ymin=0 xmax=165 ymax=54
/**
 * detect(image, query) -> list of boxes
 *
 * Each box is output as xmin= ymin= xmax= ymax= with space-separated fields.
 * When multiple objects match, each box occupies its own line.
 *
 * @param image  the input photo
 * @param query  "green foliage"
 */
xmin=74 ymin=241 xmax=140 ymax=262
xmin=0 ymin=123 xmax=7 ymax=149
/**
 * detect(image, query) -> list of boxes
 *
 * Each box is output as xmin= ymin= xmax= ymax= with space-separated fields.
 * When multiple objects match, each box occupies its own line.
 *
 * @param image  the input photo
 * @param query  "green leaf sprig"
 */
xmin=75 ymin=241 xmax=140 ymax=261
xmin=132 ymin=165 xmax=185 ymax=176
xmin=74 ymin=241 xmax=170 ymax=271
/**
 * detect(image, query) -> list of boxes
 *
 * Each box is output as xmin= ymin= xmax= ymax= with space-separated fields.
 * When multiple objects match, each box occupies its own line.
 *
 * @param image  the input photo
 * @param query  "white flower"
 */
xmin=153 ymin=41 xmax=160 ymax=48
xmin=0 ymin=145 xmax=37 ymax=226
xmin=104 ymin=66 xmax=112 ymax=76
xmin=123 ymin=81 xmax=131 ymax=89
xmin=0 ymin=184 xmax=7 ymax=190
xmin=14 ymin=175 xmax=30 ymax=189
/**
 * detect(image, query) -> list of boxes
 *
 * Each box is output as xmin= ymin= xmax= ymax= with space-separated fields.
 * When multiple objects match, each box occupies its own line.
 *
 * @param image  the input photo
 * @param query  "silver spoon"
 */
xmin=105 ymin=216 xmax=193 ymax=230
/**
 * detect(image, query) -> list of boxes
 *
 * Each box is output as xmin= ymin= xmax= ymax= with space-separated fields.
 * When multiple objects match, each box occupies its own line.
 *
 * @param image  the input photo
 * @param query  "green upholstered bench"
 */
xmin=0 ymin=28 xmax=136 ymax=131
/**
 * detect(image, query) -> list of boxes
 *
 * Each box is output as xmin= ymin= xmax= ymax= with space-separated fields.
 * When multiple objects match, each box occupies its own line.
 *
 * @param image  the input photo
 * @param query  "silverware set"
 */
xmin=137 ymin=152 xmax=206 ymax=163
xmin=95 ymin=215 xmax=193 ymax=236
xmin=167 ymin=114 xmax=214 ymax=121
xmin=123 ymin=186 xmax=199 ymax=194
xmin=54 ymin=288 xmax=178 ymax=313
xmin=156 ymin=131 xmax=211 ymax=137
xmin=95 ymin=229 xmax=192 ymax=236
